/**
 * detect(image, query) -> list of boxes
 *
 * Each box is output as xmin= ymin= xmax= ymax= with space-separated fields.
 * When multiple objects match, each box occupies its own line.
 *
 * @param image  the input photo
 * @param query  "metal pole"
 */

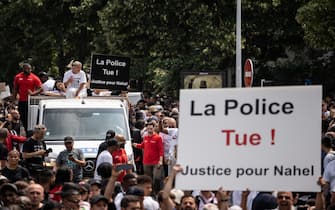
xmin=236 ymin=0 xmax=242 ymax=87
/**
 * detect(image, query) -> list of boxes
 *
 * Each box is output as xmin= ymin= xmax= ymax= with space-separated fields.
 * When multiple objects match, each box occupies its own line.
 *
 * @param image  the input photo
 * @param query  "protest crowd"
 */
xmin=0 ymin=62 xmax=333 ymax=210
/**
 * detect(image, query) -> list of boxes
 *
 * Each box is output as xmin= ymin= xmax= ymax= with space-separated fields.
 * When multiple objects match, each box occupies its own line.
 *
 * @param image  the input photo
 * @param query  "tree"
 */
xmin=97 ymin=0 xmax=236 ymax=94
xmin=296 ymin=0 xmax=335 ymax=50
xmin=0 ymin=0 xmax=103 ymax=86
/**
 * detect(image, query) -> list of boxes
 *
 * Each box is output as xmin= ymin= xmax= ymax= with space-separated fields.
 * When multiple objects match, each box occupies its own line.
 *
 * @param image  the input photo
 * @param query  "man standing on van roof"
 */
xmin=13 ymin=63 xmax=43 ymax=131
xmin=63 ymin=61 xmax=87 ymax=98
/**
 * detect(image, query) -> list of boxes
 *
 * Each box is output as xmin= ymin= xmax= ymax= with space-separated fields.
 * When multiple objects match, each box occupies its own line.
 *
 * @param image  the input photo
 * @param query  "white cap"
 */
xmin=228 ymin=205 xmax=242 ymax=210
xmin=0 ymin=175 xmax=8 ymax=181
xmin=170 ymin=188 xmax=184 ymax=205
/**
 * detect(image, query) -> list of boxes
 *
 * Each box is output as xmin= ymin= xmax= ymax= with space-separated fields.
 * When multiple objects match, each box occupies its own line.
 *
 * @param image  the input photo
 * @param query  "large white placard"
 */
xmin=175 ymin=86 xmax=321 ymax=192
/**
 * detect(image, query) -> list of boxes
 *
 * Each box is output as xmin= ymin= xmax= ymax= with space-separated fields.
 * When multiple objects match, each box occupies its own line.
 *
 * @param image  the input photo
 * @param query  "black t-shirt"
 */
xmin=22 ymin=137 xmax=46 ymax=166
xmin=1 ymin=166 xmax=30 ymax=183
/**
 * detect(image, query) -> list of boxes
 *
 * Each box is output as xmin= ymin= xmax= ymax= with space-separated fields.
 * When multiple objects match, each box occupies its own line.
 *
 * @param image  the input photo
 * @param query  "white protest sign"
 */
xmin=175 ymin=86 xmax=321 ymax=192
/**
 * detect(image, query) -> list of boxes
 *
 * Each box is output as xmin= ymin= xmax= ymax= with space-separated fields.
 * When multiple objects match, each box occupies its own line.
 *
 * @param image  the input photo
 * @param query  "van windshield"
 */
xmin=43 ymin=108 xmax=129 ymax=140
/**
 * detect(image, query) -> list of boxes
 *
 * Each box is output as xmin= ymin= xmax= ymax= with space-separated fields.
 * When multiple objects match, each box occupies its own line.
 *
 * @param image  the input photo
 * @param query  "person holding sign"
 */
xmin=63 ymin=61 xmax=87 ymax=98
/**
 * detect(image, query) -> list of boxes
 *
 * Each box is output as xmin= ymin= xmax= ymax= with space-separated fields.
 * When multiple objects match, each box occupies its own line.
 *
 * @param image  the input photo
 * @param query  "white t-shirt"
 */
xmin=159 ymin=132 xmax=172 ymax=160
xmin=143 ymin=196 xmax=159 ymax=210
xmin=114 ymin=192 xmax=124 ymax=210
xmin=324 ymin=151 xmax=335 ymax=170
xmin=94 ymin=150 xmax=113 ymax=180
xmin=41 ymin=79 xmax=56 ymax=92
xmin=323 ymin=160 xmax=335 ymax=192
xmin=63 ymin=70 xmax=87 ymax=89
xmin=63 ymin=70 xmax=87 ymax=98
xmin=168 ymin=128 xmax=178 ymax=161
xmin=232 ymin=191 xmax=258 ymax=210
xmin=159 ymin=128 xmax=178 ymax=161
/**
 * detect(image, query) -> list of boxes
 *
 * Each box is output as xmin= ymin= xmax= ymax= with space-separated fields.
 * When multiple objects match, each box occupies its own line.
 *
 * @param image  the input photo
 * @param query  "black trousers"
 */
xmin=18 ymin=101 xmax=28 ymax=132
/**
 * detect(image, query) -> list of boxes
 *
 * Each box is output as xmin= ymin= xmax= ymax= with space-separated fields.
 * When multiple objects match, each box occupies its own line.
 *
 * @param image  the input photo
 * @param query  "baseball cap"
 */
xmin=203 ymin=203 xmax=219 ymax=210
xmin=89 ymin=179 xmax=102 ymax=187
xmin=170 ymin=189 xmax=184 ymax=205
xmin=126 ymin=186 xmax=144 ymax=197
xmin=0 ymin=175 xmax=8 ymax=182
xmin=55 ymin=182 xmax=80 ymax=197
xmin=90 ymin=195 xmax=109 ymax=205
xmin=106 ymin=139 xmax=118 ymax=147
xmin=252 ymin=193 xmax=278 ymax=210
xmin=229 ymin=205 xmax=243 ymax=210
xmin=106 ymin=130 xmax=116 ymax=140
xmin=38 ymin=71 xmax=48 ymax=77
xmin=64 ymin=136 xmax=74 ymax=143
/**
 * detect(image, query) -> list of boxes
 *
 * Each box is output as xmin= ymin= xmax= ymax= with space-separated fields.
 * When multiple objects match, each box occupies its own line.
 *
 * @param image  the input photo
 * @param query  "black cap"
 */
xmin=252 ymin=193 xmax=278 ymax=210
xmin=106 ymin=130 xmax=116 ymax=140
xmin=64 ymin=136 xmax=74 ymax=143
xmin=126 ymin=186 xmax=144 ymax=197
xmin=55 ymin=182 xmax=80 ymax=197
xmin=38 ymin=71 xmax=48 ymax=77
xmin=89 ymin=179 xmax=102 ymax=187
xmin=0 ymin=183 xmax=18 ymax=194
xmin=90 ymin=195 xmax=109 ymax=205
xmin=106 ymin=139 xmax=118 ymax=147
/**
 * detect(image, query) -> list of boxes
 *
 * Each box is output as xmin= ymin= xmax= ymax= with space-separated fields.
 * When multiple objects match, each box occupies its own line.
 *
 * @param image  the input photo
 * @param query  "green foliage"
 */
xmin=0 ymin=0 xmax=103 ymax=84
xmin=296 ymin=0 xmax=335 ymax=50
xmin=98 ymin=0 xmax=236 ymax=94
xmin=0 ymin=0 xmax=334 ymax=96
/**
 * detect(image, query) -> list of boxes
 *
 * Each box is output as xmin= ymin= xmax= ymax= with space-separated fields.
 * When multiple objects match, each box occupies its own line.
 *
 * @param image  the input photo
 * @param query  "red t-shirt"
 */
xmin=136 ymin=133 xmax=163 ymax=165
xmin=14 ymin=72 xmax=42 ymax=101
xmin=112 ymin=148 xmax=128 ymax=182
xmin=49 ymin=185 xmax=62 ymax=202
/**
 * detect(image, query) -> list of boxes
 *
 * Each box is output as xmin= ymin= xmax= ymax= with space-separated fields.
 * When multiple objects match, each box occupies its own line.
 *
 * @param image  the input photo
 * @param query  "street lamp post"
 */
xmin=236 ymin=0 xmax=242 ymax=87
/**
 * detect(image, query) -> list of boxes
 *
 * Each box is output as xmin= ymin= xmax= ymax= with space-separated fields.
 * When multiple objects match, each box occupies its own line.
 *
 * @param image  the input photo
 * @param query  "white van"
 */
xmin=28 ymin=96 xmax=134 ymax=177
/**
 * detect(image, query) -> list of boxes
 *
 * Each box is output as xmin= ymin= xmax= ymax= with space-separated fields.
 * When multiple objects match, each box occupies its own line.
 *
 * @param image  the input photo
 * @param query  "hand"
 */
xmin=132 ymin=143 xmax=137 ymax=147
xmin=111 ymin=165 xmax=122 ymax=179
xmin=67 ymin=76 xmax=73 ymax=84
xmin=172 ymin=164 xmax=183 ymax=175
xmin=68 ymin=156 xmax=75 ymax=162
xmin=37 ymin=150 xmax=46 ymax=156
xmin=242 ymin=188 xmax=250 ymax=197
xmin=317 ymin=176 xmax=326 ymax=186
xmin=27 ymin=89 xmax=33 ymax=95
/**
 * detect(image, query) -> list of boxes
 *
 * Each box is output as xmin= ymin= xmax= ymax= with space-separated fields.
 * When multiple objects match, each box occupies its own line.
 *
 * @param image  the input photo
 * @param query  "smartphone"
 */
xmin=116 ymin=164 xmax=133 ymax=171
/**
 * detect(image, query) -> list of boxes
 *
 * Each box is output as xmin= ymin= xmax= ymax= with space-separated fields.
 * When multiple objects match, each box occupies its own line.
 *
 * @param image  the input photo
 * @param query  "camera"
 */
xmin=45 ymin=148 xmax=53 ymax=154
xmin=68 ymin=152 xmax=73 ymax=157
